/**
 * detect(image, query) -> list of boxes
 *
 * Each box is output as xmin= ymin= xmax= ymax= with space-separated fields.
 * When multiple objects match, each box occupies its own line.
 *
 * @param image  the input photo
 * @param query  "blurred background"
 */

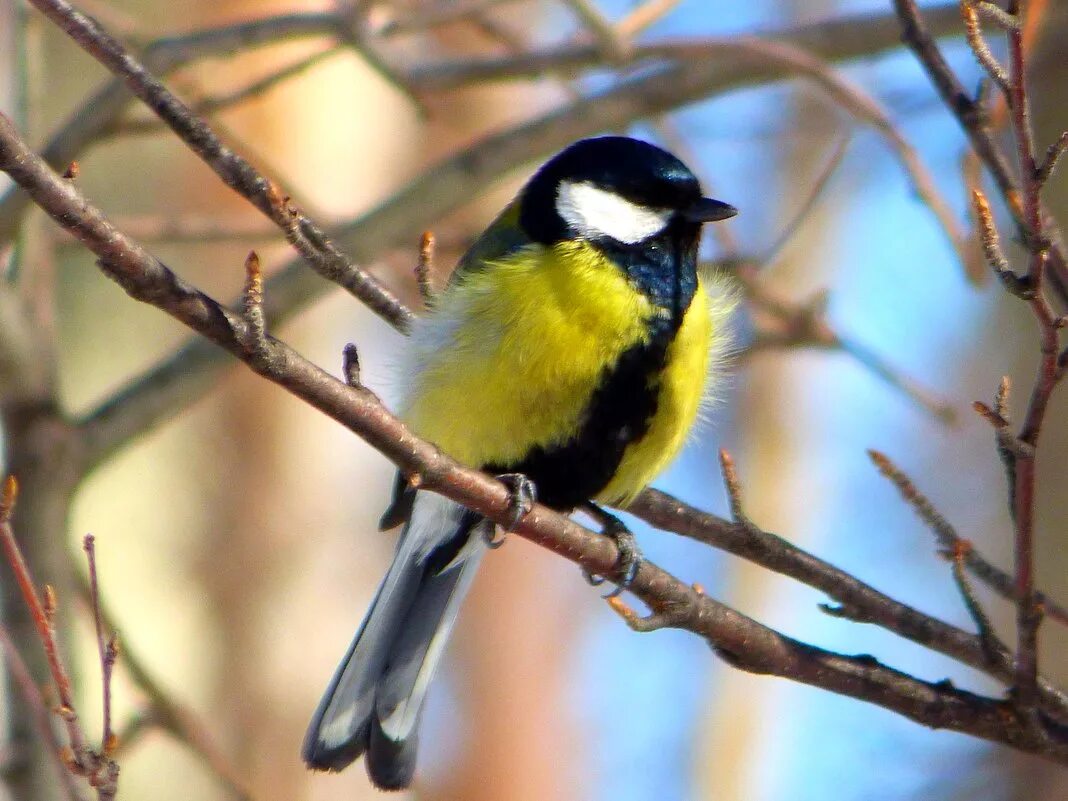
xmin=2 ymin=0 xmax=1068 ymax=799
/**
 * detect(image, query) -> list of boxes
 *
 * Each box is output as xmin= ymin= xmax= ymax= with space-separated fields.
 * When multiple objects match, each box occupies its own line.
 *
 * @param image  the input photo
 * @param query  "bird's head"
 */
xmin=518 ymin=136 xmax=737 ymax=249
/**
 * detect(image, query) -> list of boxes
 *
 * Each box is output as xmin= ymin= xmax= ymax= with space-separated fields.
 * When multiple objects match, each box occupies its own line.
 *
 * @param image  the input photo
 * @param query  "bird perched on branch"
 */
xmin=303 ymin=135 xmax=737 ymax=789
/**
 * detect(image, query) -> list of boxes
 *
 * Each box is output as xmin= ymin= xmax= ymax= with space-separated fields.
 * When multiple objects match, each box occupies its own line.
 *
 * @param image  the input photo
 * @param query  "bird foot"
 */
xmin=581 ymin=504 xmax=641 ymax=598
xmin=485 ymin=473 xmax=537 ymax=548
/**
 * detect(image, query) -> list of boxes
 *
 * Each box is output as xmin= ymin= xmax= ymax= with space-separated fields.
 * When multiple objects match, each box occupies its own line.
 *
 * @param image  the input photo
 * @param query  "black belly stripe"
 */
xmin=484 ymin=327 xmax=673 ymax=510
xmin=485 ymin=222 xmax=700 ymax=510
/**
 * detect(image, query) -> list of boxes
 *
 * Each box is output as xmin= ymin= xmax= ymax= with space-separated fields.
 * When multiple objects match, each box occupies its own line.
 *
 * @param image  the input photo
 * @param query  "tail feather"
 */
xmin=301 ymin=544 xmax=423 ymax=770
xmin=367 ymin=714 xmax=419 ymax=791
xmin=303 ymin=491 xmax=486 ymax=789
xmin=376 ymin=529 xmax=487 ymax=739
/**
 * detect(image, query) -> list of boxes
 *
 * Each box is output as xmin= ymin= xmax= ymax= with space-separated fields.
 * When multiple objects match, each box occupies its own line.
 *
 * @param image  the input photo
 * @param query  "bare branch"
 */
xmin=109 ymin=45 xmax=344 ymax=137
xmin=0 ymin=10 xmax=347 ymax=245
xmin=615 ymin=0 xmax=683 ymax=40
xmin=1002 ymin=0 xmax=1060 ymax=713
xmin=961 ymin=2 xmax=1011 ymax=98
xmin=82 ymin=535 xmax=117 ymax=759
xmin=7 ymin=113 xmax=1068 ymax=762
xmin=0 ymin=476 xmax=119 ymax=799
xmin=945 ymin=540 xmax=1003 ymax=659
xmin=23 ymin=0 xmax=413 ymax=332
xmin=0 ymin=4 xmax=966 ymax=248
xmin=760 ymin=130 xmax=852 ymax=265
xmin=971 ymin=188 xmax=1035 ymax=298
xmin=70 ymin=567 xmax=255 ymax=801
xmin=867 ymin=449 xmax=1068 ymax=626
xmin=0 ymin=624 xmax=88 ymax=801
xmin=415 ymin=231 xmax=436 ymax=306
xmin=891 ymin=0 xmax=1068 ymax=312
xmin=736 ymin=264 xmax=956 ymax=422
xmin=374 ymin=0 xmax=529 ymax=36
xmin=407 ymin=5 xmax=965 ymax=88
xmin=67 ymin=7 xmax=970 ymax=475
xmin=1036 ymin=130 xmax=1068 ymax=185
xmin=560 ymin=0 xmax=630 ymax=61
xmin=972 ymin=0 xmax=1019 ymax=31
xmin=626 ymin=487 xmax=1068 ymax=721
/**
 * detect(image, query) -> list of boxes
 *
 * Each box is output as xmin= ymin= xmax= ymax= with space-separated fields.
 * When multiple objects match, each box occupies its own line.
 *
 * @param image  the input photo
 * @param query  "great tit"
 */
xmin=303 ymin=136 xmax=738 ymax=789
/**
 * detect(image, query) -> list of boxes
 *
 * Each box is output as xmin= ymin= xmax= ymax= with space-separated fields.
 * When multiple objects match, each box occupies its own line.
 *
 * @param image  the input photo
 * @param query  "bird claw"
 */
xmin=582 ymin=505 xmax=641 ymax=598
xmin=487 ymin=473 xmax=537 ymax=548
xmin=482 ymin=522 xmax=507 ymax=549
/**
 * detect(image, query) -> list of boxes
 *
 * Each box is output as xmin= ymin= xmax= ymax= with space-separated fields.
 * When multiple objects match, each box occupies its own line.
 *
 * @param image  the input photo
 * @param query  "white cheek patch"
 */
xmin=556 ymin=180 xmax=672 ymax=244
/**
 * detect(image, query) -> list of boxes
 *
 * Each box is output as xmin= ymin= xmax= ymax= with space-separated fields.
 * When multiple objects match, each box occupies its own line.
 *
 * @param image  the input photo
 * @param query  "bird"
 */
xmin=302 ymin=135 xmax=738 ymax=790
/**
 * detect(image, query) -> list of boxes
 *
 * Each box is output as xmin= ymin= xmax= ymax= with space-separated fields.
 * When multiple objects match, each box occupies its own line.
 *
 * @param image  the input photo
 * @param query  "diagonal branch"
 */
xmin=22 ymin=0 xmax=412 ymax=332
xmin=866 ymin=449 xmax=1068 ymax=626
xmin=0 ymin=10 xmax=346 ymax=245
xmin=10 ymin=106 xmax=1068 ymax=764
xmin=626 ymin=487 xmax=1068 ymax=720
xmin=68 ymin=5 xmax=967 ymax=473
xmin=0 ymin=4 xmax=965 ymax=246
xmin=891 ymin=0 xmax=1068 ymax=312
xmin=5 ymin=109 xmax=1068 ymax=764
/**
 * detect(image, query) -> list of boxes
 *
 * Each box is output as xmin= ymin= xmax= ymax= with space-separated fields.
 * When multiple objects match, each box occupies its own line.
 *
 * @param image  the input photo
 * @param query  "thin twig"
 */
xmin=761 ymin=130 xmax=852 ymax=265
xmin=971 ymin=188 xmax=1035 ymax=298
xmin=1003 ymin=0 xmax=1059 ymax=714
xmin=8 ymin=118 xmax=1068 ymax=762
xmin=718 ymin=449 xmax=747 ymax=524
xmin=0 ymin=624 xmax=88 ymax=801
xmin=415 ymin=231 xmax=436 ymax=306
xmin=943 ymin=539 xmax=1002 ymax=661
xmin=891 ymin=0 xmax=1068 ymax=312
xmin=0 ymin=476 xmax=118 ymax=799
xmin=239 ymin=250 xmax=269 ymax=365
xmin=972 ymin=0 xmax=1019 ymax=31
xmin=374 ymin=0 xmax=529 ymax=35
xmin=867 ymin=450 xmax=1068 ymax=626
xmin=1036 ymin=131 xmax=1068 ymax=185
xmin=0 ymin=5 xmax=965 ymax=248
xmin=960 ymin=2 xmax=1010 ymax=98
xmin=560 ymin=0 xmax=629 ymax=61
xmin=23 ymin=0 xmax=413 ymax=331
xmin=736 ymin=264 xmax=956 ymax=422
xmin=71 ymin=571 xmax=255 ymax=801
xmin=627 ymin=485 xmax=1068 ymax=724
xmin=83 ymin=534 xmax=118 ymax=757
xmin=110 ymin=45 xmax=343 ymax=137
xmin=615 ymin=0 xmax=682 ymax=40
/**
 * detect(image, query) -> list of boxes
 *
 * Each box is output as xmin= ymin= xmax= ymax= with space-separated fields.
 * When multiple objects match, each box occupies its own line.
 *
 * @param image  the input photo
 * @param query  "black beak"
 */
xmin=681 ymin=197 xmax=738 ymax=223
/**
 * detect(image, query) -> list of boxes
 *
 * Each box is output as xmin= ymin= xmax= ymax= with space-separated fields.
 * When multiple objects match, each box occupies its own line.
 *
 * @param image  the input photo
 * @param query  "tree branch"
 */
xmin=23 ymin=0 xmax=412 ymax=333
xmin=0 ymin=476 xmax=118 ymax=799
xmin=64 ymin=3 xmax=969 ymax=474
xmin=6 ymin=109 xmax=1068 ymax=764
xmin=891 ymin=0 xmax=1068 ymax=312
xmin=0 ymin=4 xmax=964 ymax=246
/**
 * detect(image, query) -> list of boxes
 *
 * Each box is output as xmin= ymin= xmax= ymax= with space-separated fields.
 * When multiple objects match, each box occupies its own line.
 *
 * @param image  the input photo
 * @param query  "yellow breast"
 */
xmin=596 ymin=279 xmax=712 ymax=505
xmin=402 ymin=241 xmax=717 ymax=507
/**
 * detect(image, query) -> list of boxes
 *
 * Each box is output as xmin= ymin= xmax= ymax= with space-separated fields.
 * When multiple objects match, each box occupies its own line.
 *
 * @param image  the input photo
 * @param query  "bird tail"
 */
xmin=302 ymin=492 xmax=486 ymax=790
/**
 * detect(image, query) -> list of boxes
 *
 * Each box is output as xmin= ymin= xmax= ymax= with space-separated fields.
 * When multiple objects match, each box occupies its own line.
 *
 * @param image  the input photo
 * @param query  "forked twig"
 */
xmin=0 ymin=477 xmax=119 ymax=799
